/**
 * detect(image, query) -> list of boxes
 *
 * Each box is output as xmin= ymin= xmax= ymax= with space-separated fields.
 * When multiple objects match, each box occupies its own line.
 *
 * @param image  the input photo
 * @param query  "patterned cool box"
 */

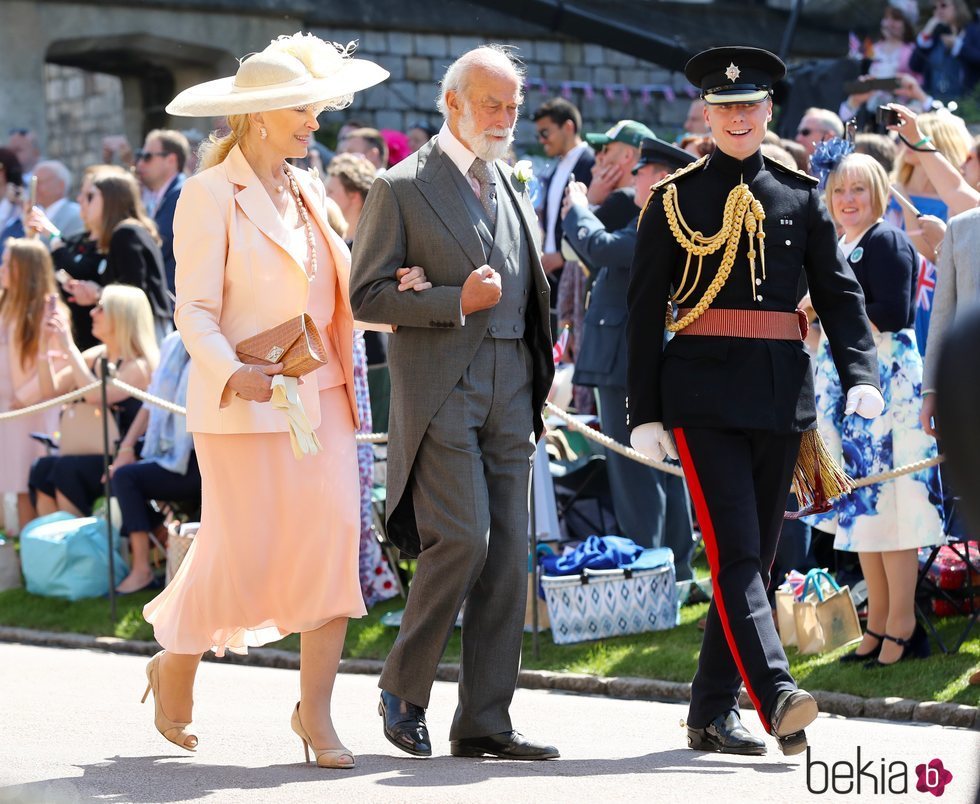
xmin=542 ymin=562 xmax=679 ymax=645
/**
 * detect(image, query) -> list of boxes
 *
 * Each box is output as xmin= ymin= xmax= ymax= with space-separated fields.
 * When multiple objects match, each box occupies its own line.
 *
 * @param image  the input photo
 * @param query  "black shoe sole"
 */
xmin=450 ymin=743 xmax=560 ymax=760
xmin=378 ymin=701 xmax=432 ymax=757
xmin=772 ymin=692 xmax=818 ymax=737
xmin=776 ymin=730 xmax=808 ymax=756
xmin=687 ymin=729 xmax=767 ymax=756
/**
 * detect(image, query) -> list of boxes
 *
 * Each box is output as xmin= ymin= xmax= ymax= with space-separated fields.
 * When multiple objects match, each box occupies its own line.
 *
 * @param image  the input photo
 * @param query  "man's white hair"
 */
xmin=34 ymin=160 xmax=72 ymax=194
xmin=437 ymin=45 xmax=525 ymax=119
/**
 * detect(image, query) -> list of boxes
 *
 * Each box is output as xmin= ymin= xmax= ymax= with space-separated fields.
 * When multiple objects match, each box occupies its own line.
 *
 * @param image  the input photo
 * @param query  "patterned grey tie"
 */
xmin=468 ymin=158 xmax=497 ymax=225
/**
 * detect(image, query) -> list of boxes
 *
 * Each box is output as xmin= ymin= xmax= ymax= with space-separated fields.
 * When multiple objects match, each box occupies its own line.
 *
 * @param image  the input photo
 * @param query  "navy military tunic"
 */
xmin=626 ymin=148 xmax=879 ymax=435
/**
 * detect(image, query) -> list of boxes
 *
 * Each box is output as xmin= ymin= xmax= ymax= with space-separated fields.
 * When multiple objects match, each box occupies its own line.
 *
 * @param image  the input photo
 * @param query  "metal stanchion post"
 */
xmin=100 ymin=357 xmax=116 ymax=624
xmin=530 ymin=457 xmax=540 ymax=661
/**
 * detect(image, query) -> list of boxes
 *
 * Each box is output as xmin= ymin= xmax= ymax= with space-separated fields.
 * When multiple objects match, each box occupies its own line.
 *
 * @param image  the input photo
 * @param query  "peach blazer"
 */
xmin=174 ymin=144 xmax=358 ymax=434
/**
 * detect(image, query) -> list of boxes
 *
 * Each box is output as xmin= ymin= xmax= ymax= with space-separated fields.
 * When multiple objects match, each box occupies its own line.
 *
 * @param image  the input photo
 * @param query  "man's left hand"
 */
xmin=844 ymin=384 xmax=884 ymax=418
xmin=396 ymin=266 xmax=432 ymax=292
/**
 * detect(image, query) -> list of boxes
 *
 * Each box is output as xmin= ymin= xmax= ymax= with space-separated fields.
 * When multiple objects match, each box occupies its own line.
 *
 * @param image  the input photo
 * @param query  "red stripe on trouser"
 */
xmin=673 ymin=427 xmax=772 ymax=734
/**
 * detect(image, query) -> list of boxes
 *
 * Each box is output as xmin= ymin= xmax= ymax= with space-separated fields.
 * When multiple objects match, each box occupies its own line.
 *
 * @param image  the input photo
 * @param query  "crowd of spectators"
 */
xmin=1 ymin=15 xmax=978 ymax=613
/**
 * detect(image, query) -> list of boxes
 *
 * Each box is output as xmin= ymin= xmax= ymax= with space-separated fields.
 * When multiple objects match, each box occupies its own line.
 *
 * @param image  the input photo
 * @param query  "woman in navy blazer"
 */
xmin=810 ymin=153 xmax=943 ymax=668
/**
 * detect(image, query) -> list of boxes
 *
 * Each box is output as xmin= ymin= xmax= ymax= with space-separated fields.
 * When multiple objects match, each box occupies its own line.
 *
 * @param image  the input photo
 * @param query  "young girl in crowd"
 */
xmin=0 ymin=238 xmax=68 ymax=529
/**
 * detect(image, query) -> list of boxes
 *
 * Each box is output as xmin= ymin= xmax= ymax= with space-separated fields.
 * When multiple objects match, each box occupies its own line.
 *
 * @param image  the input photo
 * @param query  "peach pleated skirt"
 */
xmin=143 ymin=386 xmax=367 ymax=656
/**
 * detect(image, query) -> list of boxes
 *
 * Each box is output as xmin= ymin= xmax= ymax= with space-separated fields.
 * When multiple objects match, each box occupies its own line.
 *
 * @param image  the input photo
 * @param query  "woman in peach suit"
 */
xmin=141 ymin=33 xmax=399 ymax=768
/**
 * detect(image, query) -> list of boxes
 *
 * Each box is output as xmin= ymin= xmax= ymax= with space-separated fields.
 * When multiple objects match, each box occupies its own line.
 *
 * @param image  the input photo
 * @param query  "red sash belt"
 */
xmin=675 ymin=308 xmax=808 ymax=341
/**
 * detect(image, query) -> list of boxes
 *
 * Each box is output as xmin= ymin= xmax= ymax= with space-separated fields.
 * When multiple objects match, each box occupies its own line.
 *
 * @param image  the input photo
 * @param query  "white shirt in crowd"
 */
xmin=544 ymin=142 xmax=588 ymax=253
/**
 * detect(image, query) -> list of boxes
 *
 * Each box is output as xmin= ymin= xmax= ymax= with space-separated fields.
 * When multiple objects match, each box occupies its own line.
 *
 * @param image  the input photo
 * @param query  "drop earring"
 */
xmin=260 ymin=127 xmax=268 ymax=140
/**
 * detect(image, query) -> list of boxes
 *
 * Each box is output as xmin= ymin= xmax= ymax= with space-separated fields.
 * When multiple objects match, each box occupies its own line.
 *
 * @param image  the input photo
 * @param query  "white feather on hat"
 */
xmin=166 ymin=32 xmax=388 ymax=117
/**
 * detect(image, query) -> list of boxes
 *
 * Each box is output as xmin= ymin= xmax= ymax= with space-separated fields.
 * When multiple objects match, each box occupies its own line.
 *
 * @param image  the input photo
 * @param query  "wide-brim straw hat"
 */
xmin=166 ymin=32 xmax=388 ymax=116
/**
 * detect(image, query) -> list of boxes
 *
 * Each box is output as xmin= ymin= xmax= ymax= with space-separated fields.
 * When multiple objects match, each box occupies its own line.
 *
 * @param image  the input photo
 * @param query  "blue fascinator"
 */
xmin=810 ymin=137 xmax=855 ymax=192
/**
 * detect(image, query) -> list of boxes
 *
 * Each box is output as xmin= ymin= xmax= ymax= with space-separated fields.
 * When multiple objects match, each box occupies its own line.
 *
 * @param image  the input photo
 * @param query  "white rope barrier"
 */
xmin=0 ymin=377 xmax=943 ymax=487
xmin=0 ymin=381 xmax=101 ymax=420
xmin=544 ymin=401 xmax=686 ymax=477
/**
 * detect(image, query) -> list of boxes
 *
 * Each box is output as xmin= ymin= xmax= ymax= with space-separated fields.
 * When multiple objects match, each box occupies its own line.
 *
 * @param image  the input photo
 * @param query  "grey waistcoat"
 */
xmin=448 ymin=162 xmax=531 ymax=339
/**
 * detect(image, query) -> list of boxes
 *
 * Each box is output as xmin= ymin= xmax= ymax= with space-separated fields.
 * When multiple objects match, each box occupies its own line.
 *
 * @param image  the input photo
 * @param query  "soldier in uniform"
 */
xmin=626 ymin=47 xmax=884 ymax=756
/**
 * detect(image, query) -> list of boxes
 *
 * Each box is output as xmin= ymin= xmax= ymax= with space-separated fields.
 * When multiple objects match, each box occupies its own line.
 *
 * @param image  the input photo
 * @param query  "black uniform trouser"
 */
xmin=673 ymin=426 xmax=801 ymax=733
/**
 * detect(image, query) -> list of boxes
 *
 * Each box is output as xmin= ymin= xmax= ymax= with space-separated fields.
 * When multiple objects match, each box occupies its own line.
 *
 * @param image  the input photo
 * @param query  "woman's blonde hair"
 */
xmin=825 ymin=153 xmax=891 ymax=227
xmin=197 ymin=114 xmax=252 ymax=171
xmin=895 ymin=111 xmax=973 ymax=187
xmin=92 ymin=170 xmax=160 ymax=252
xmin=99 ymin=284 xmax=159 ymax=370
xmin=0 ymin=238 xmax=66 ymax=370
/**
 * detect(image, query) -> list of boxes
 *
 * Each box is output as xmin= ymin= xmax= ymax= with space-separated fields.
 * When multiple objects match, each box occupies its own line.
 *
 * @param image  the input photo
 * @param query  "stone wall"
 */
xmin=44 ymin=65 xmax=125 ymax=184
xmin=312 ymin=29 xmax=693 ymax=151
xmin=36 ymin=26 xmax=697 ymax=180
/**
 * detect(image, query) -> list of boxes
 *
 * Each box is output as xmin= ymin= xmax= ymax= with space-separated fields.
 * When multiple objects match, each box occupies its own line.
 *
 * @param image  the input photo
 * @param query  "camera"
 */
xmin=876 ymin=106 xmax=901 ymax=128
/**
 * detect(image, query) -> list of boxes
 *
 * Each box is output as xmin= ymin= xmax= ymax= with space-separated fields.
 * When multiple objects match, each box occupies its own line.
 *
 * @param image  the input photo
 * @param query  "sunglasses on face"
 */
xmin=536 ymin=127 xmax=555 ymax=141
xmin=7 ymin=128 xmax=29 ymax=136
xmin=135 ymin=150 xmax=168 ymax=162
xmin=797 ymin=128 xmax=816 ymax=137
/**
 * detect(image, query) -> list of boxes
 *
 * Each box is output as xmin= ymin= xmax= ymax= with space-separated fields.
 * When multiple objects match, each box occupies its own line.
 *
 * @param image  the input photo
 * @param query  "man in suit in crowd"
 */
xmin=628 ymin=46 xmax=882 ymax=757
xmin=532 ymin=98 xmax=594 ymax=280
xmin=561 ymin=136 xmax=697 ymax=577
xmin=350 ymin=45 xmax=558 ymax=761
xmin=135 ymin=129 xmax=188 ymax=295
xmin=920 ymin=205 xmax=980 ymax=437
xmin=2 ymin=160 xmax=84 ymax=248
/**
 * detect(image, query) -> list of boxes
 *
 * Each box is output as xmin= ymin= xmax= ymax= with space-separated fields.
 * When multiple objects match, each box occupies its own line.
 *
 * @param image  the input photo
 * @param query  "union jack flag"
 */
xmin=552 ymin=326 xmax=570 ymax=367
xmin=915 ymin=256 xmax=936 ymax=311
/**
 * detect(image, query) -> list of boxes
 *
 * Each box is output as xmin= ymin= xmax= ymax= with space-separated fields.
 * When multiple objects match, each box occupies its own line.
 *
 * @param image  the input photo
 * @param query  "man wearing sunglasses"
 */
xmin=531 ymin=98 xmax=594 ymax=278
xmin=793 ymin=106 xmax=844 ymax=161
xmin=135 ymin=129 xmax=189 ymax=295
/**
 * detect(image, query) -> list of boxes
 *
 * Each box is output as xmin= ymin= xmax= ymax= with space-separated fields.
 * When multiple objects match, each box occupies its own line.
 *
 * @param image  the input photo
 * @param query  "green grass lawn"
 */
xmin=1 ymin=587 xmax=976 ymax=706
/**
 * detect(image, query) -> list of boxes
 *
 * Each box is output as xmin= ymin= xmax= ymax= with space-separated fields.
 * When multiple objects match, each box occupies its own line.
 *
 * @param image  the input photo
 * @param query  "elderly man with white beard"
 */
xmin=350 ymin=46 xmax=558 ymax=761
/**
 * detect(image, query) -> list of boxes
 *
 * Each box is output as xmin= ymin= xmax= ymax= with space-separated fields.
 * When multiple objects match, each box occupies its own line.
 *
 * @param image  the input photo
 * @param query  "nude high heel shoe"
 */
xmin=141 ymin=650 xmax=198 ymax=752
xmin=291 ymin=702 xmax=355 ymax=769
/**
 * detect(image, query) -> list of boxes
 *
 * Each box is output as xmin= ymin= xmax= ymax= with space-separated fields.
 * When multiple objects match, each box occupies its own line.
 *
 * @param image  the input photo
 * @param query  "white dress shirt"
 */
xmin=544 ymin=142 xmax=588 ymax=253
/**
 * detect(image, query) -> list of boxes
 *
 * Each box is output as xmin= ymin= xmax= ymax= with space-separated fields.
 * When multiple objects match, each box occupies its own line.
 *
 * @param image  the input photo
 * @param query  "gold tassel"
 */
xmin=786 ymin=429 xmax=854 ymax=519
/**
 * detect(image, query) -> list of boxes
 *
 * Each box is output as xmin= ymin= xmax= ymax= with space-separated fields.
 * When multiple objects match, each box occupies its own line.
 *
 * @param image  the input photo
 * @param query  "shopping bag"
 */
xmin=775 ymin=569 xmax=807 ymax=647
xmin=793 ymin=568 xmax=862 ymax=654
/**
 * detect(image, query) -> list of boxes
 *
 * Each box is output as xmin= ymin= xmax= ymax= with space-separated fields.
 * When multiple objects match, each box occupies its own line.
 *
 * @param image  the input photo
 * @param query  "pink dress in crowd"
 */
xmin=0 ymin=323 xmax=58 ymax=496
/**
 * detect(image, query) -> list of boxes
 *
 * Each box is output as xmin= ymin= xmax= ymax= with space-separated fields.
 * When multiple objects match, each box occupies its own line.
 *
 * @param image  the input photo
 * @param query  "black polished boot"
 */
xmin=687 ymin=711 xmax=767 ymax=756
xmin=451 ymin=730 xmax=560 ymax=760
xmin=770 ymin=689 xmax=818 ymax=756
xmin=378 ymin=690 xmax=431 ymax=757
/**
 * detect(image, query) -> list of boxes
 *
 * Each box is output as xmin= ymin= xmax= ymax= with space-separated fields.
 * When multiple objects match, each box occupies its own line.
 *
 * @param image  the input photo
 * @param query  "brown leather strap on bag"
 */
xmin=674 ymin=308 xmax=808 ymax=341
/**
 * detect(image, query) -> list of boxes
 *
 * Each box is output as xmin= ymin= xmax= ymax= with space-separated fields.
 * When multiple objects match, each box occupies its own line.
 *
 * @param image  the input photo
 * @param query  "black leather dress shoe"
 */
xmin=687 ymin=712 xmax=766 ymax=756
xmin=379 ymin=691 xmax=431 ymax=757
xmin=450 ymin=730 xmax=560 ymax=760
xmin=770 ymin=689 xmax=818 ymax=756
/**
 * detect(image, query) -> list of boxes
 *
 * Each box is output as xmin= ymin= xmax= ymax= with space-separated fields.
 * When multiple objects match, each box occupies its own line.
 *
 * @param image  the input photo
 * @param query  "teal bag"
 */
xmin=20 ymin=512 xmax=128 ymax=600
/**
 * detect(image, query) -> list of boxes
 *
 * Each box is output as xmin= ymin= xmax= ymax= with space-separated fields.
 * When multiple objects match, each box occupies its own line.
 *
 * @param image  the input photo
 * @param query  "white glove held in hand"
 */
xmin=630 ymin=422 xmax=678 ymax=462
xmin=844 ymin=384 xmax=885 ymax=418
xmin=271 ymin=375 xmax=322 ymax=459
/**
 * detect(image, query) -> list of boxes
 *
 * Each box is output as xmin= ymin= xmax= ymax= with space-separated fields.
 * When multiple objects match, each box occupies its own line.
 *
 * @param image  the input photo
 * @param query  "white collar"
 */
xmin=437 ymin=121 xmax=481 ymax=178
xmin=42 ymin=197 xmax=66 ymax=220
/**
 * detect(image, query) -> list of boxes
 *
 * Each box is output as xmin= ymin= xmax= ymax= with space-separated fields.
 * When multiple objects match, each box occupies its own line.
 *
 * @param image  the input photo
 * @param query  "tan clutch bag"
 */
xmin=235 ymin=313 xmax=327 ymax=378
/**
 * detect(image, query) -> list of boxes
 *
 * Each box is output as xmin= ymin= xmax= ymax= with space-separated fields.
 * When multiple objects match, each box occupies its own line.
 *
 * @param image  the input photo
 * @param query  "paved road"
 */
xmin=0 ymin=643 xmax=977 ymax=804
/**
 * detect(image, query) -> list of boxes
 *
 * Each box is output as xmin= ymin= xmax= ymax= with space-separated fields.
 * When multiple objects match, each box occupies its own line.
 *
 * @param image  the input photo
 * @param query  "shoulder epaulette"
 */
xmin=764 ymin=155 xmax=818 ymax=186
xmin=651 ymin=154 xmax=708 ymax=194
xmin=637 ymin=155 xmax=708 ymax=228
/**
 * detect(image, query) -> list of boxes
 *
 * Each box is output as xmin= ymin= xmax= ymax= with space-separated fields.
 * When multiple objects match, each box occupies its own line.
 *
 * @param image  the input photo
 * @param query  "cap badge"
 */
xmin=725 ymin=62 xmax=741 ymax=82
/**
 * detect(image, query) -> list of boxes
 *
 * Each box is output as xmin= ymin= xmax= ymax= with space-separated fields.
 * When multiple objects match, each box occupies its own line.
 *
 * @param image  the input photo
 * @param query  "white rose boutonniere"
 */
xmin=514 ymin=159 xmax=534 ymax=185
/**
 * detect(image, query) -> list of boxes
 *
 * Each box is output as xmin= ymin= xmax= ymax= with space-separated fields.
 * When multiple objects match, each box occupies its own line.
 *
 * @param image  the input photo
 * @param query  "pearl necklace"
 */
xmin=282 ymin=164 xmax=317 ymax=284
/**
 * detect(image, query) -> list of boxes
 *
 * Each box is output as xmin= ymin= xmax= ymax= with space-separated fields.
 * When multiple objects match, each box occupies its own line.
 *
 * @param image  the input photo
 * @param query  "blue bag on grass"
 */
xmin=20 ymin=512 xmax=128 ymax=600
